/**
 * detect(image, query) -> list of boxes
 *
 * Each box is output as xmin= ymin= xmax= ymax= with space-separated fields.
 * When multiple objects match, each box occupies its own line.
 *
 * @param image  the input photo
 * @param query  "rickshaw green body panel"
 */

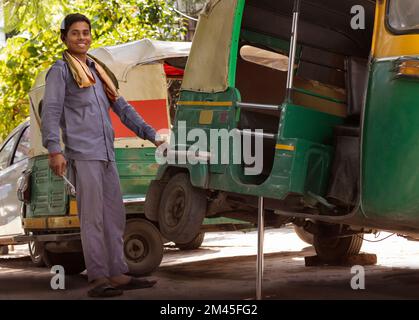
xmin=28 ymin=156 xmax=68 ymax=217
xmin=27 ymin=147 xmax=158 ymax=218
xmin=158 ymin=89 xmax=342 ymax=199
xmin=115 ymin=147 xmax=159 ymax=197
xmin=362 ymin=59 xmax=419 ymax=223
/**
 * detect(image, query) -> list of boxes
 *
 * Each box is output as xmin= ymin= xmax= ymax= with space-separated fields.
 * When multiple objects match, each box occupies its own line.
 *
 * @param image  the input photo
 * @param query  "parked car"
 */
xmin=0 ymin=120 xmax=30 ymax=256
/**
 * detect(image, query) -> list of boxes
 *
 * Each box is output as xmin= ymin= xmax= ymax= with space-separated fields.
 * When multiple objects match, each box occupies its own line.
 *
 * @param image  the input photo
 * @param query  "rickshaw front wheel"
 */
xmin=313 ymin=224 xmax=363 ymax=262
xmin=123 ymin=218 xmax=163 ymax=276
xmin=176 ymin=232 xmax=205 ymax=250
xmin=158 ymin=172 xmax=206 ymax=244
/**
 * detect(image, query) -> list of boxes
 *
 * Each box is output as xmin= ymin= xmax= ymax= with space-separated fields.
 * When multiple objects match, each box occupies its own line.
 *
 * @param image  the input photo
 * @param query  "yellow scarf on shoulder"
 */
xmin=63 ymin=50 xmax=119 ymax=102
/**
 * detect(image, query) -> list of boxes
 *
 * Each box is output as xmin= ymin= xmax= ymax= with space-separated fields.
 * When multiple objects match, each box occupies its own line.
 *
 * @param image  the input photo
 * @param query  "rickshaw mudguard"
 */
xmin=154 ymin=163 xmax=209 ymax=189
xmin=146 ymin=163 xmax=208 ymax=222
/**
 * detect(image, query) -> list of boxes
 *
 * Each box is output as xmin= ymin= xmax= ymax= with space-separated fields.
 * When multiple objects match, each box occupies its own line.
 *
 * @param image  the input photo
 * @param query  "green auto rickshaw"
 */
xmin=147 ymin=0 xmax=419 ymax=262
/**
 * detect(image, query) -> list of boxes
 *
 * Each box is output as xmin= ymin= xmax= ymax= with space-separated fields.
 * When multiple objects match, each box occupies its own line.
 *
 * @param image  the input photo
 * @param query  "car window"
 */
xmin=0 ymin=133 xmax=19 ymax=170
xmin=13 ymin=126 xmax=30 ymax=164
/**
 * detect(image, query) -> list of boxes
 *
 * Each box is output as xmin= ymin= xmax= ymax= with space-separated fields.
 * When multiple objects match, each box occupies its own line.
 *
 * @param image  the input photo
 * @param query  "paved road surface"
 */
xmin=1 ymin=226 xmax=419 ymax=300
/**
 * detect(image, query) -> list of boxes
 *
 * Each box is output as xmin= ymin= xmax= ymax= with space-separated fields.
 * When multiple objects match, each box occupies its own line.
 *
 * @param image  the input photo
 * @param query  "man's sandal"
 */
xmin=114 ymin=277 xmax=157 ymax=291
xmin=87 ymin=283 xmax=123 ymax=298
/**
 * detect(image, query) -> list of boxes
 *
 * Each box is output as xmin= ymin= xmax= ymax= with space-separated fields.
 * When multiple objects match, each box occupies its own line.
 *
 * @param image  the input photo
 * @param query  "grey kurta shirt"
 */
xmin=41 ymin=58 xmax=157 ymax=161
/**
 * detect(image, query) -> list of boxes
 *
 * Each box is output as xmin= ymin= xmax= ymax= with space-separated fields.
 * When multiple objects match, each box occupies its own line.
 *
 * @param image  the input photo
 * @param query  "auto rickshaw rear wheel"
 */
xmin=313 ymin=224 xmax=363 ymax=262
xmin=158 ymin=173 xmax=206 ymax=244
xmin=175 ymin=232 xmax=205 ymax=250
xmin=123 ymin=219 xmax=163 ymax=275
xmin=43 ymin=250 xmax=86 ymax=275
xmin=293 ymin=225 xmax=314 ymax=245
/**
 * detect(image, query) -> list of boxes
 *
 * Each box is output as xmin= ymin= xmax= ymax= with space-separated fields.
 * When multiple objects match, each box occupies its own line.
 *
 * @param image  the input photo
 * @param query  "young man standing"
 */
xmin=42 ymin=13 xmax=162 ymax=297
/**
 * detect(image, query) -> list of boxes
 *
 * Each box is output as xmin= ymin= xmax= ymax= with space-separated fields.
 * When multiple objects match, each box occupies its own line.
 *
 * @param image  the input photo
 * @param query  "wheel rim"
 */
xmin=124 ymin=235 xmax=149 ymax=263
xmin=29 ymin=241 xmax=42 ymax=262
xmin=165 ymin=187 xmax=186 ymax=228
xmin=29 ymin=241 xmax=35 ymax=254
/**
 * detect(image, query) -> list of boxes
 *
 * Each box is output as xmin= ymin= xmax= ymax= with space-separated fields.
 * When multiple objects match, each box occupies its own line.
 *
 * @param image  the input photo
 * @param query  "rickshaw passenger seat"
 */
xmin=327 ymin=57 xmax=367 ymax=207
xmin=344 ymin=56 xmax=368 ymax=123
xmin=334 ymin=57 xmax=368 ymax=137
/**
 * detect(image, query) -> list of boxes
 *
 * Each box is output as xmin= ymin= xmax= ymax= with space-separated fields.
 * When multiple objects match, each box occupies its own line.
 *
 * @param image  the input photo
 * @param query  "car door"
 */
xmin=0 ymin=125 xmax=30 ymax=238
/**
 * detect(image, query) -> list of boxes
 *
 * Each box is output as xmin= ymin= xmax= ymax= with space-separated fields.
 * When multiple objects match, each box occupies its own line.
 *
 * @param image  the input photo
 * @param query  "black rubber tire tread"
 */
xmin=158 ymin=173 xmax=206 ymax=243
xmin=314 ymin=225 xmax=363 ymax=262
xmin=176 ymin=232 xmax=205 ymax=250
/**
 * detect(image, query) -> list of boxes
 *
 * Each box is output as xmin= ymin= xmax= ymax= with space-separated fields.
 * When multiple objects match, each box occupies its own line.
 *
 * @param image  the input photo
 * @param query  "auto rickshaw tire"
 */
xmin=43 ymin=250 xmax=86 ymax=275
xmin=175 ymin=232 xmax=205 ymax=250
xmin=0 ymin=245 xmax=9 ymax=255
xmin=158 ymin=173 xmax=206 ymax=244
xmin=28 ymin=240 xmax=46 ymax=267
xmin=123 ymin=219 xmax=163 ymax=276
xmin=313 ymin=225 xmax=363 ymax=262
xmin=144 ymin=180 xmax=165 ymax=222
xmin=293 ymin=225 xmax=314 ymax=245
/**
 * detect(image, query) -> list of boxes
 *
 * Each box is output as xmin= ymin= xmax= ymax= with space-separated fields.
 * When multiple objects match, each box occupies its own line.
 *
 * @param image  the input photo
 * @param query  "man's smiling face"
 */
xmin=63 ymin=21 xmax=92 ymax=56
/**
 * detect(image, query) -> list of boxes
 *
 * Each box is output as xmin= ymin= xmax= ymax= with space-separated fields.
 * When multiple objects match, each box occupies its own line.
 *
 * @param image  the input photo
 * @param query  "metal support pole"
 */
xmin=286 ymin=0 xmax=301 ymax=103
xmin=256 ymin=196 xmax=265 ymax=300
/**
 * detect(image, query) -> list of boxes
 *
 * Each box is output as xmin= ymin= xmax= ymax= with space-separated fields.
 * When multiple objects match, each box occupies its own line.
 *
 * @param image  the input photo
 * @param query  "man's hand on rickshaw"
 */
xmin=153 ymin=134 xmax=166 ymax=148
xmin=154 ymin=140 xmax=165 ymax=147
xmin=49 ymin=153 xmax=67 ymax=177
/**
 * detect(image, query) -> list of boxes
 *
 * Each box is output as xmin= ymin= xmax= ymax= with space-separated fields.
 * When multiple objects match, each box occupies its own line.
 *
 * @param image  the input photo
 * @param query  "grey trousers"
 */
xmin=70 ymin=160 xmax=128 ymax=282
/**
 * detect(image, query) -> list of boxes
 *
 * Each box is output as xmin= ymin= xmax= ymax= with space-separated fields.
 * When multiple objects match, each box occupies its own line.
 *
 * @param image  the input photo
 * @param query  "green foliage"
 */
xmin=0 ymin=0 xmax=187 ymax=142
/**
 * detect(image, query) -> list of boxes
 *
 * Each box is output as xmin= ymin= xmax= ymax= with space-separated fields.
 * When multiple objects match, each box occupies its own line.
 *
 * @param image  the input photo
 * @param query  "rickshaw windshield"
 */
xmin=387 ymin=0 xmax=419 ymax=34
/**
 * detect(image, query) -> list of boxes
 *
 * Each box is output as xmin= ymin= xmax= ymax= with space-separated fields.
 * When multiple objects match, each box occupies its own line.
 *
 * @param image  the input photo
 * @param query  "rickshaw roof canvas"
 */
xmin=89 ymin=39 xmax=191 ymax=82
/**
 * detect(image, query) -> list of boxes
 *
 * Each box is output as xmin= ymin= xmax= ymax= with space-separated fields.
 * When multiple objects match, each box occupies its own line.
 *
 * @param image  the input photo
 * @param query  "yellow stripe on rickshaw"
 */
xmin=69 ymin=200 xmax=78 ymax=216
xmin=275 ymin=144 xmax=295 ymax=151
xmin=47 ymin=216 xmax=80 ymax=229
xmin=177 ymin=101 xmax=233 ymax=107
xmin=23 ymin=218 xmax=47 ymax=229
xmin=23 ymin=216 xmax=80 ymax=229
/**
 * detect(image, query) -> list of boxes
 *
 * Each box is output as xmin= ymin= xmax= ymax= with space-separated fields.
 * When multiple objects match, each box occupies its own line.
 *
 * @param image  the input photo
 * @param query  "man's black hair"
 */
xmin=60 ymin=13 xmax=91 ymax=41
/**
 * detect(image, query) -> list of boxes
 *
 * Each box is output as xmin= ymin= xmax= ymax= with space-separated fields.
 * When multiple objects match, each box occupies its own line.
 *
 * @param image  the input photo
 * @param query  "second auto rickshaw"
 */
xmin=148 ymin=0 xmax=419 ymax=262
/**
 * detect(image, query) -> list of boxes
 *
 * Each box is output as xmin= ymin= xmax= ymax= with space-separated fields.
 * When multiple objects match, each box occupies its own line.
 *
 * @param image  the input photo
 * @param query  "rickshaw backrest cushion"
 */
xmin=345 ymin=57 xmax=368 ymax=119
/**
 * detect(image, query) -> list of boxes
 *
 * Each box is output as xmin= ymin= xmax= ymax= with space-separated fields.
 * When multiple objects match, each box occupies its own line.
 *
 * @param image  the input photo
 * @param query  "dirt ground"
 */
xmin=2 ymin=225 xmax=419 ymax=300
